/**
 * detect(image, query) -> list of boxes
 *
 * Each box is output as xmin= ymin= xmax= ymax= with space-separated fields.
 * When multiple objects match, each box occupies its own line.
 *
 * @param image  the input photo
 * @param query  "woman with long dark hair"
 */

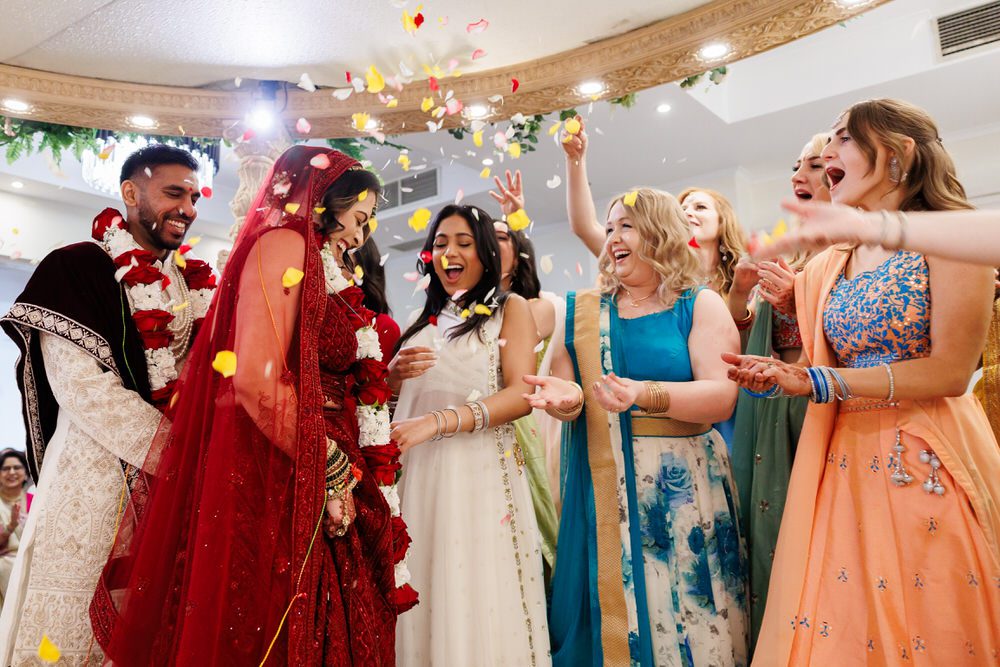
xmin=389 ymin=204 xmax=550 ymax=665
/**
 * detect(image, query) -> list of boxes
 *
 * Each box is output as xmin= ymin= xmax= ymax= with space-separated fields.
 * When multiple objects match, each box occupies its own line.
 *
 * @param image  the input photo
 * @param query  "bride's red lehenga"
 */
xmin=90 ymin=146 xmax=414 ymax=666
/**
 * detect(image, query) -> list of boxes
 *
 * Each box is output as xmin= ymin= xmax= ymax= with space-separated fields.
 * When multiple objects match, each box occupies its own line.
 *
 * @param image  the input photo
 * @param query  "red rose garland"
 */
xmin=92 ymin=207 xmax=217 ymax=413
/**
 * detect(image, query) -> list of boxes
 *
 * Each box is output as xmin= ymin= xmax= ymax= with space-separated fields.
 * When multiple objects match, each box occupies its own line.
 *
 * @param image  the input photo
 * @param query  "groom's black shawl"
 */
xmin=1 ymin=241 xmax=152 ymax=482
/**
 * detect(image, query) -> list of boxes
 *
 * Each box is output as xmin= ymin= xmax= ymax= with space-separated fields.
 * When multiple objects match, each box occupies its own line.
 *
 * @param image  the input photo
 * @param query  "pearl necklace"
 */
xmin=165 ymin=259 xmax=194 ymax=360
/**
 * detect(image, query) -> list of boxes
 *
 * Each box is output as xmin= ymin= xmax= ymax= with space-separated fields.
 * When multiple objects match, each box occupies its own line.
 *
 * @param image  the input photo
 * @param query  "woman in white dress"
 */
xmin=389 ymin=204 xmax=551 ymax=666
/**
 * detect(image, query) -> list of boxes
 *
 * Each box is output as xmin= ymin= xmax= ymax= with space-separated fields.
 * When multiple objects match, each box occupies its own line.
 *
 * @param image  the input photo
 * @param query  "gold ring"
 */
xmin=334 ymin=527 xmax=347 ymax=538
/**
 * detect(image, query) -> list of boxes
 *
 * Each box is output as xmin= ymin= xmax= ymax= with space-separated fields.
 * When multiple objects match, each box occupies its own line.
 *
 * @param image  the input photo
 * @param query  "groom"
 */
xmin=0 ymin=144 xmax=214 ymax=665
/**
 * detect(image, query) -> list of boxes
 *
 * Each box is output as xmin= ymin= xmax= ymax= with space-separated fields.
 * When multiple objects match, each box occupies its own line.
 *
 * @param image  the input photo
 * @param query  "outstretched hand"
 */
xmin=489 ymin=170 xmax=525 ymax=216
xmin=523 ymin=374 xmax=580 ymax=413
xmin=752 ymin=198 xmax=871 ymax=260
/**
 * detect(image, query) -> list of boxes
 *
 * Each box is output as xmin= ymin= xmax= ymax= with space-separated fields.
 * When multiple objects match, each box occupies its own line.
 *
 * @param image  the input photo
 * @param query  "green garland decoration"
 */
xmin=679 ymin=66 xmax=728 ymax=89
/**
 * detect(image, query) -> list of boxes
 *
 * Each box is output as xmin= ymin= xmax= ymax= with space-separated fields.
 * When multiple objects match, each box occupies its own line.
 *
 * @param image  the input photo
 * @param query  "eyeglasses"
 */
xmin=0 ymin=466 xmax=24 ymax=473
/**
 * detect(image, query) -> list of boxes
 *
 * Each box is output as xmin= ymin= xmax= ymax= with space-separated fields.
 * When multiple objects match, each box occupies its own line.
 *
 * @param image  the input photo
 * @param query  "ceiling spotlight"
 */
xmin=576 ymin=81 xmax=605 ymax=96
xmin=10 ymin=181 xmax=24 ymax=189
xmin=247 ymin=103 xmax=275 ymax=132
xmin=482 ymin=158 xmax=494 ymax=166
xmin=2 ymin=99 xmax=30 ymax=113
xmin=656 ymin=103 xmax=672 ymax=114
xmin=699 ymin=43 xmax=731 ymax=61
xmin=129 ymin=115 xmax=157 ymax=129
xmin=464 ymin=104 xmax=491 ymax=120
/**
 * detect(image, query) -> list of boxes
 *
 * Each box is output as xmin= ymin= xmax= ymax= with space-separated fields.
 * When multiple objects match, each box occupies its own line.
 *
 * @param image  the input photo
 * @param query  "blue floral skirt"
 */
xmin=633 ymin=430 xmax=749 ymax=666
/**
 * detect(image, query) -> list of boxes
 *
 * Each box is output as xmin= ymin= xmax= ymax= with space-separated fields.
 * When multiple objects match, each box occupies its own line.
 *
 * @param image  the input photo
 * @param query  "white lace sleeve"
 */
xmin=40 ymin=332 xmax=162 ymax=469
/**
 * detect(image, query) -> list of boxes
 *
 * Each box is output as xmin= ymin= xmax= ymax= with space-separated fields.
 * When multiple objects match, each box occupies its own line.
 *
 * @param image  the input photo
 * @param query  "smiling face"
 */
xmin=604 ymin=201 xmax=657 ymax=288
xmin=0 ymin=454 xmax=26 ymax=492
xmin=680 ymin=190 xmax=721 ymax=246
xmin=433 ymin=214 xmax=485 ymax=296
xmin=791 ymin=140 xmax=831 ymax=203
xmin=326 ymin=196 xmax=376 ymax=259
xmin=822 ymin=114 xmax=897 ymax=210
xmin=122 ymin=163 xmax=201 ymax=256
xmin=494 ymin=221 xmax=515 ymax=289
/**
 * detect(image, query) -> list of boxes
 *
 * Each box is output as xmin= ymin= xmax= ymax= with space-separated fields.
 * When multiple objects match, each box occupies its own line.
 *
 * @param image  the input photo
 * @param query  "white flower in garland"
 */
xmin=145 ymin=347 xmax=179 ymax=391
xmin=356 ymin=404 xmax=391 ymax=448
xmin=189 ymin=288 xmax=214 ymax=320
xmin=319 ymin=242 xmax=352 ymax=295
xmin=356 ymin=324 xmax=383 ymax=362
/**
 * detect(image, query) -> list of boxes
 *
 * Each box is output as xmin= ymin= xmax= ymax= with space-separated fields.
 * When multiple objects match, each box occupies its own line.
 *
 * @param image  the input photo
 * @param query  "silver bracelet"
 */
xmin=430 ymin=410 xmax=445 ymax=441
xmin=825 ymin=367 xmax=854 ymax=401
xmin=884 ymin=363 xmax=896 ymax=403
xmin=441 ymin=407 xmax=461 ymax=438
xmin=476 ymin=400 xmax=491 ymax=430
xmin=465 ymin=401 xmax=485 ymax=431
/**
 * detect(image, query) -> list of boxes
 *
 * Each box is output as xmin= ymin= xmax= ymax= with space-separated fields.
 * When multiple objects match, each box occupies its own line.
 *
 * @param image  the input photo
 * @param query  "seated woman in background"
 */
xmin=0 ymin=449 xmax=29 ymax=606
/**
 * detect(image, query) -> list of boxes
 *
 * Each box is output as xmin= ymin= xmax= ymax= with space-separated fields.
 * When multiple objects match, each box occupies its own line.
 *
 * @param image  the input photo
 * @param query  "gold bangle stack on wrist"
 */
xmin=643 ymin=381 xmax=671 ymax=414
xmin=553 ymin=381 xmax=585 ymax=420
xmin=325 ymin=438 xmax=359 ymax=499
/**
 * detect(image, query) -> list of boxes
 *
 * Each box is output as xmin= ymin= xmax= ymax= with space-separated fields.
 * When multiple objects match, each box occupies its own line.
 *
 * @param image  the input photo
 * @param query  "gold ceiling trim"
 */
xmin=0 ymin=0 xmax=888 ymax=138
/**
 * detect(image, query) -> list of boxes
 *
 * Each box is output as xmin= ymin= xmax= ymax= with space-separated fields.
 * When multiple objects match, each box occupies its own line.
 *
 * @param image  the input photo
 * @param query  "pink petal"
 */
xmin=471 ymin=49 xmax=487 ymax=60
xmin=466 ymin=19 xmax=489 ymax=34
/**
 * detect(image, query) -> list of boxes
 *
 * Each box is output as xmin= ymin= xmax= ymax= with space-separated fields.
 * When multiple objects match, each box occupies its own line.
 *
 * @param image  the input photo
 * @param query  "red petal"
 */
xmin=200 ymin=186 xmax=213 ymax=198
xmin=346 ymin=71 xmax=352 ymax=83
xmin=688 ymin=236 xmax=700 ymax=248
xmin=511 ymin=78 xmax=520 ymax=93
xmin=414 ymin=12 xmax=424 ymax=27
xmin=241 ymin=128 xmax=255 ymax=142
xmin=161 ymin=275 xmax=172 ymax=290
xmin=178 ymin=244 xmax=192 ymax=255
xmin=428 ymin=315 xmax=438 ymax=326
xmin=419 ymin=250 xmax=432 ymax=264
xmin=428 ymin=77 xmax=439 ymax=92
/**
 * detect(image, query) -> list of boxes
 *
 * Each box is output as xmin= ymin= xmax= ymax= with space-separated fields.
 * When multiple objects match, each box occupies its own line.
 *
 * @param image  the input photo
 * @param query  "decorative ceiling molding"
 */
xmin=0 ymin=0 xmax=888 ymax=138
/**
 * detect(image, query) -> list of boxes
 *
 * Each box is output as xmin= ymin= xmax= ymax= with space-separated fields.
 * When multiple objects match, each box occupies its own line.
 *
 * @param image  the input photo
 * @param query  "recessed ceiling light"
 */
xmin=656 ymin=103 xmax=672 ymax=114
xmin=482 ymin=158 xmax=494 ymax=166
xmin=247 ymin=105 xmax=275 ymax=131
xmin=464 ymin=104 xmax=491 ymax=120
xmin=836 ymin=0 xmax=874 ymax=6
xmin=699 ymin=43 xmax=731 ymax=61
xmin=129 ymin=115 xmax=157 ymax=129
xmin=2 ymin=99 xmax=30 ymax=113
xmin=576 ymin=81 xmax=605 ymax=96
xmin=10 ymin=181 xmax=24 ymax=189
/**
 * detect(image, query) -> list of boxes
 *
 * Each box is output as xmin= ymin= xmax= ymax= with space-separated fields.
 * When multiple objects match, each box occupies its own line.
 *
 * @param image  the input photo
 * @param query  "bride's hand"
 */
xmin=324 ymin=491 xmax=356 ymax=538
xmin=390 ymin=413 xmax=440 ymax=453
xmin=721 ymin=352 xmax=811 ymax=397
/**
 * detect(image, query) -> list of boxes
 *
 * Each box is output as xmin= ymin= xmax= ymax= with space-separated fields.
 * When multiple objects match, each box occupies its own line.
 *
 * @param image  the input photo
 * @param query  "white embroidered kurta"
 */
xmin=0 ymin=261 xmax=189 ymax=666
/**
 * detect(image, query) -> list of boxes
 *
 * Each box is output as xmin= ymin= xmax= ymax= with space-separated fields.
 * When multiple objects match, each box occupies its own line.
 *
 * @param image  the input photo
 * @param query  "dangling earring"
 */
xmin=889 ymin=156 xmax=901 ymax=184
xmin=719 ymin=246 xmax=729 ymax=263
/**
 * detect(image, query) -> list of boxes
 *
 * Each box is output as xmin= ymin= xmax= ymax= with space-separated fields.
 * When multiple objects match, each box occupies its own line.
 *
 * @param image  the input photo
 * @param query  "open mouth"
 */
xmin=165 ymin=219 xmax=189 ymax=235
xmin=612 ymin=247 xmax=631 ymax=264
xmin=443 ymin=265 xmax=465 ymax=283
xmin=794 ymin=187 xmax=813 ymax=201
xmin=826 ymin=167 xmax=845 ymax=190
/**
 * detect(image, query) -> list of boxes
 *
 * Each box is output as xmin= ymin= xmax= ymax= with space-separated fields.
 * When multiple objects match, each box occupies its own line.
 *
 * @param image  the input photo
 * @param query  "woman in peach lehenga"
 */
xmin=725 ymin=98 xmax=1000 ymax=665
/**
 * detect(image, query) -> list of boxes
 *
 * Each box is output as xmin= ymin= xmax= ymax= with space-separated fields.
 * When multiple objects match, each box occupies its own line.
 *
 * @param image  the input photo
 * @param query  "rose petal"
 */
xmin=466 ymin=18 xmax=489 ymax=34
xmin=506 ymin=209 xmax=530 ymax=231
xmin=408 ymin=208 xmax=432 ymax=232
xmin=511 ymin=78 xmax=519 ymax=93
xmin=212 ymin=351 xmax=238 ymax=378
xmin=37 ymin=635 xmax=60 ymax=663
xmin=295 ymin=117 xmax=312 ymax=134
xmin=310 ymin=154 xmax=331 ymax=169
xmin=546 ymin=175 xmax=561 ymax=189
xmin=623 ymin=191 xmax=638 ymax=207
xmin=471 ymin=49 xmax=487 ymax=60
xmin=282 ymin=267 xmax=305 ymax=288
xmin=564 ymin=118 xmax=582 ymax=135
xmin=200 ymin=186 xmax=213 ymax=198
xmin=454 ymin=189 xmax=464 ymax=204
xmin=479 ymin=167 xmax=491 ymax=179
xmin=297 ymin=73 xmax=317 ymax=92
xmin=540 ymin=255 xmax=554 ymax=274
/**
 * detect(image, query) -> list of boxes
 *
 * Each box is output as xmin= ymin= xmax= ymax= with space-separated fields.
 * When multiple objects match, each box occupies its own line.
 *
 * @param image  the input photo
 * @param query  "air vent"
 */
xmin=381 ymin=168 xmax=438 ymax=210
xmin=937 ymin=1 xmax=1000 ymax=57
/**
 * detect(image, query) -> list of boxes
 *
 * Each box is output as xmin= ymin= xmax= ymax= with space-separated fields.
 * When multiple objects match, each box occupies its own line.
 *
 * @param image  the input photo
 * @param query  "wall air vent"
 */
xmin=937 ymin=1 xmax=1000 ymax=57
xmin=381 ymin=168 xmax=438 ymax=210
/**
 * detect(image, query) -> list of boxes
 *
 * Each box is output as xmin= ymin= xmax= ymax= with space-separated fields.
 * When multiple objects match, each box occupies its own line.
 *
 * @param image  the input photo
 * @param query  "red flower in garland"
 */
xmin=392 ymin=584 xmax=419 ymax=613
xmin=181 ymin=259 xmax=217 ymax=290
xmin=92 ymin=207 xmax=125 ymax=241
xmin=362 ymin=443 xmax=401 ymax=486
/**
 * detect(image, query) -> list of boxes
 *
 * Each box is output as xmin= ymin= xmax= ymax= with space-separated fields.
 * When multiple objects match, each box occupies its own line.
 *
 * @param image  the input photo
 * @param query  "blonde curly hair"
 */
xmin=598 ymin=188 xmax=703 ymax=308
xmin=678 ymin=187 xmax=747 ymax=296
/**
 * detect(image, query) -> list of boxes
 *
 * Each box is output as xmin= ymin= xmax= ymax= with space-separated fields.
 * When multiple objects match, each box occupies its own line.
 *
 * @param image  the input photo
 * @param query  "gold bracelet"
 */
xmin=643 ymin=381 xmax=671 ymax=414
xmin=552 ymin=381 xmax=585 ymax=418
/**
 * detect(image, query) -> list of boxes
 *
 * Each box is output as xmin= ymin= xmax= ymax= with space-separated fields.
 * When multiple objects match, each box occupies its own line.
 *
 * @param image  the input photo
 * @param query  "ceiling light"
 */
xmin=247 ymin=104 xmax=275 ymax=132
xmin=2 ymin=99 xmax=30 ymax=113
xmin=464 ymin=104 xmax=490 ymax=120
xmin=835 ymin=0 xmax=874 ymax=6
xmin=699 ymin=43 xmax=731 ymax=61
xmin=129 ymin=115 xmax=157 ymax=129
xmin=656 ymin=103 xmax=672 ymax=114
xmin=576 ymin=81 xmax=605 ymax=96
xmin=10 ymin=181 xmax=24 ymax=189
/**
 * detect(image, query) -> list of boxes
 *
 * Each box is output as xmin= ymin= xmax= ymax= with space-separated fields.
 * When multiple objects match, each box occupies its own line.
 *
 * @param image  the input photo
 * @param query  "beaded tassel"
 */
xmin=919 ymin=450 xmax=946 ymax=495
xmin=888 ymin=427 xmax=914 ymax=486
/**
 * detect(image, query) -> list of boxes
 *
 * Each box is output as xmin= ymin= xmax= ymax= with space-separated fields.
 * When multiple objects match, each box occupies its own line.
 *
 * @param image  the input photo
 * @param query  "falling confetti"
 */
xmin=771 ymin=218 xmax=788 ymax=238
xmin=428 ymin=77 xmax=440 ymax=92
xmin=546 ymin=175 xmax=561 ymax=189
xmin=467 ymin=18 xmax=489 ymax=34
xmin=507 ymin=209 xmax=530 ymax=231
xmin=576 ymin=261 xmax=583 ymax=275
xmin=37 ymin=635 xmax=60 ymax=663
xmin=540 ymin=255 xmax=554 ymax=274
xmin=402 ymin=7 xmax=425 ymax=34
xmin=472 ymin=49 xmax=487 ymax=60
xmin=297 ymin=73 xmax=317 ymax=92
xmin=420 ymin=97 xmax=434 ymax=113
xmin=419 ymin=250 xmax=433 ymax=264
xmin=623 ymin=191 xmax=639 ymax=207
xmin=234 ymin=76 xmax=243 ymax=88
xmin=200 ymin=186 xmax=213 ymax=198
xmin=282 ymin=267 xmax=305 ymax=288
xmin=295 ymin=117 xmax=312 ymax=134
xmin=187 ymin=236 xmax=202 ymax=246
xmin=332 ymin=87 xmax=353 ymax=101
xmin=414 ymin=274 xmax=432 ymax=293
xmin=441 ymin=255 xmax=449 ymax=269
xmin=688 ymin=236 xmax=700 ymax=249
xmin=511 ymin=78 xmax=520 ymax=93
xmin=366 ymin=65 xmax=386 ymax=93
xmin=369 ymin=217 xmax=378 ymax=233
xmin=379 ymin=253 xmax=390 ymax=266
xmin=460 ymin=308 xmax=471 ymax=318
xmin=352 ymin=113 xmax=371 ymax=131
xmin=564 ymin=118 xmax=582 ymax=135
xmin=474 ymin=304 xmax=492 ymax=316
xmin=172 ymin=301 xmax=190 ymax=312
xmin=308 ymin=154 xmax=330 ymax=171
xmin=508 ymin=143 xmax=522 ymax=159
xmin=403 ymin=271 xmax=421 ymax=282
xmin=445 ymin=98 xmax=463 ymax=115
xmin=212 ymin=351 xmax=238 ymax=378
xmin=472 ymin=130 xmax=484 ymax=147
xmin=397 ymin=153 xmax=411 ymax=171
xmin=354 ymin=265 xmax=365 ymax=281
xmin=358 ymin=189 xmax=369 ymax=202
xmin=174 ymin=251 xmax=187 ymax=269
xmin=285 ymin=203 xmax=301 ymax=215
xmin=479 ymin=167 xmax=491 ymax=179
xmin=314 ymin=207 xmax=327 ymax=214
xmin=408 ymin=208 xmax=432 ymax=232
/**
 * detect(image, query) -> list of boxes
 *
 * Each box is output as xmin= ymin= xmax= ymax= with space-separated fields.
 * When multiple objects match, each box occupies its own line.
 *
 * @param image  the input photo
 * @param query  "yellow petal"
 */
xmin=169 ymin=391 xmax=181 ymax=410
xmin=212 ymin=351 xmax=238 ymax=378
xmin=479 ymin=167 xmax=491 ymax=179
xmin=368 ymin=217 xmax=378 ymax=233
xmin=352 ymin=112 xmax=370 ymax=132
xmin=473 ymin=130 xmax=483 ymax=147
xmin=186 ymin=235 xmax=202 ymax=246
xmin=564 ymin=118 xmax=582 ymax=135
xmin=441 ymin=255 xmax=449 ymax=269
xmin=285 ymin=202 xmax=301 ymax=215
xmin=759 ymin=231 xmax=774 ymax=246
xmin=386 ymin=98 xmax=399 ymax=108
xmin=174 ymin=251 xmax=187 ymax=269
xmin=771 ymin=218 xmax=788 ymax=239
xmin=507 ymin=209 xmax=531 ymax=231
xmin=314 ymin=206 xmax=326 ymax=214
xmin=622 ymin=191 xmax=638 ymax=207
xmin=548 ymin=121 xmax=563 ymax=136
xmin=474 ymin=304 xmax=492 ymax=315
xmin=354 ymin=265 xmax=364 ymax=279
xmin=402 ymin=10 xmax=417 ymax=34
xmin=357 ymin=189 xmax=369 ymax=202
xmin=460 ymin=308 xmax=471 ymax=319
xmin=366 ymin=65 xmax=385 ymax=94
xmin=408 ymin=208 xmax=432 ymax=232
xmin=37 ymin=635 xmax=60 ymax=663
xmin=172 ymin=301 xmax=190 ymax=312
xmin=508 ymin=142 xmax=522 ymax=159
xmin=397 ymin=154 xmax=411 ymax=171
xmin=420 ymin=97 xmax=434 ymax=113
xmin=282 ymin=267 xmax=305 ymax=288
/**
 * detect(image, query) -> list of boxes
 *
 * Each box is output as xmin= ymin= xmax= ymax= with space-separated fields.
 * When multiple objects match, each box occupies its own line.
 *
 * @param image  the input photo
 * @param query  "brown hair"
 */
xmin=599 ymin=188 xmax=703 ymax=308
xmin=842 ymin=98 xmax=971 ymax=212
xmin=678 ymin=187 xmax=747 ymax=295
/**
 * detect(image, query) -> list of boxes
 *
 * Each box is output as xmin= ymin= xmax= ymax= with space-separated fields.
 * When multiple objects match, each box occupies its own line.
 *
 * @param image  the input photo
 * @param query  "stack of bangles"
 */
xmin=742 ymin=365 xmax=871 ymax=403
xmin=552 ymin=381 xmax=585 ymax=420
xmin=643 ymin=381 xmax=671 ymax=414
xmin=734 ymin=309 xmax=755 ymax=332
xmin=325 ymin=438 xmax=360 ymax=500
xmin=428 ymin=401 xmax=492 ymax=441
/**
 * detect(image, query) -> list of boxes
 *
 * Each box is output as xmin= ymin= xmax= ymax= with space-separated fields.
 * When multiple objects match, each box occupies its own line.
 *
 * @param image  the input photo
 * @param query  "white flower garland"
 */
xmin=320 ymin=239 xmax=411 ymax=589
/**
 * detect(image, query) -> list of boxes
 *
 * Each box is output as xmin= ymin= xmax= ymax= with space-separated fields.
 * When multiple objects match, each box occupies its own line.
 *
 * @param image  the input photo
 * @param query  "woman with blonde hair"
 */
xmin=527 ymin=187 xmax=747 ymax=665
xmin=726 ymin=98 xmax=1000 ymax=665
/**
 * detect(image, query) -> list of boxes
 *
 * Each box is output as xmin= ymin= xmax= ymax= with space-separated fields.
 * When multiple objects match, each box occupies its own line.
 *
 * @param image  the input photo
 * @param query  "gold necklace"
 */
xmin=622 ymin=287 xmax=656 ymax=308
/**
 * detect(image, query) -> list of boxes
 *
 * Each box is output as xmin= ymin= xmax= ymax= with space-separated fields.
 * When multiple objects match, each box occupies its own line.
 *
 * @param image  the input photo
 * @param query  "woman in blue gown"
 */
xmin=525 ymin=188 xmax=748 ymax=666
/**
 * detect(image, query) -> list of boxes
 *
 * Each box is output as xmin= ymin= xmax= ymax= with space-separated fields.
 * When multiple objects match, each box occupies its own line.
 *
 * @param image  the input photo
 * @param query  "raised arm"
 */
xmin=561 ymin=117 xmax=605 ymax=257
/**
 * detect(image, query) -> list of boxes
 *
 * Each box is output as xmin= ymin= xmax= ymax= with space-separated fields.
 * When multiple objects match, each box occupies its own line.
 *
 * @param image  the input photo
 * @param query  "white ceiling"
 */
xmin=0 ymin=0 xmax=705 ymax=87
